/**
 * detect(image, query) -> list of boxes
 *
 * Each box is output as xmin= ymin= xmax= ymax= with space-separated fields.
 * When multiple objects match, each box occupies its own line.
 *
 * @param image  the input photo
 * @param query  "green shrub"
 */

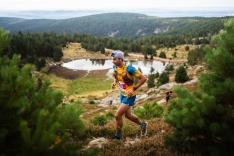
xmin=106 ymin=112 xmax=115 ymax=120
xmin=175 ymin=66 xmax=189 ymax=83
xmin=159 ymin=51 xmax=167 ymax=58
xmin=112 ymin=106 xmax=118 ymax=110
xmin=132 ymin=102 xmax=164 ymax=119
xmin=122 ymin=123 xmax=138 ymax=137
xmin=89 ymin=100 xmax=95 ymax=104
xmin=165 ymin=64 xmax=174 ymax=71
xmin=157 ymin=72 xmax=169 ymax=87
xmin=185 ymin=45 xmax=190 ymax=51
xmin=147 ymin=74 xmax=156 ymax=88
xmin=90 ymin=115 xmax=108 ymax=126
xmin=84 ymin=123 xmax=115 ymax=138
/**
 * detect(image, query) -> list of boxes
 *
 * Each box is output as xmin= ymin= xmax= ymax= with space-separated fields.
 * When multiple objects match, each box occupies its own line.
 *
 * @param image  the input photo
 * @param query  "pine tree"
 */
xmin=147 ymin=74 xmax=155 ymax=88
xmin=159 ymin=51 xmax=167 ymax=58
xmin=187 ymin=49 xmax=198 ymax=65
xmin=175 ymin=66 xmax=189 ymax=83
xmin=0 ymin=29 xmax=96 ymax=156
xmin=0 ymin=28 xmax=11 ymax=53
xmin=164 ymin=19 xmax=234 ymax=155
xmin=157 ymin=72 xmax=169 ymax=87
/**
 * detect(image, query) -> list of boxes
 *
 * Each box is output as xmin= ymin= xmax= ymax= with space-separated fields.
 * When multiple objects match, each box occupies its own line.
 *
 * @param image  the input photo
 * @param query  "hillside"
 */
xmin=45 ymin=42 xmax=203 ymax=155
xmin=0 ymin=13 xmax=228 ymax=38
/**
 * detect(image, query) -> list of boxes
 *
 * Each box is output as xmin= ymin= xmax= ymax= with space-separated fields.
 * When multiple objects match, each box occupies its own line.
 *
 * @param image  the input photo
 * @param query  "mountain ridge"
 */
xmin=0 ymin=13 xmax=228 ymax=38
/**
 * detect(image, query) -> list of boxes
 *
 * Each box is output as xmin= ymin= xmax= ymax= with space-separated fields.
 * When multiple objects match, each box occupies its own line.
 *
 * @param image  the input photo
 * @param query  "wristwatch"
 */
xmin=133 ymin=86 xmax=138 ymax=91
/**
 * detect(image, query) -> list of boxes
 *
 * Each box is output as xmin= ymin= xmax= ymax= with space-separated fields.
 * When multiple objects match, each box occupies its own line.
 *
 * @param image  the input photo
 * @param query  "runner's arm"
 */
xmin=134 ymin=74 xmax=147 ymax=90
xmin=111 ymin=79 xmax=117 ymax=89
xmin=127 ymin=74 xmax=147 ymax=96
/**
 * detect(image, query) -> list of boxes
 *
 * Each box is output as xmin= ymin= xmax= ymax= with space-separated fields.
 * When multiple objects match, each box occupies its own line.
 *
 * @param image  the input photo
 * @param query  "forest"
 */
xmin=0 ymin=13 xmax=231 ymax=39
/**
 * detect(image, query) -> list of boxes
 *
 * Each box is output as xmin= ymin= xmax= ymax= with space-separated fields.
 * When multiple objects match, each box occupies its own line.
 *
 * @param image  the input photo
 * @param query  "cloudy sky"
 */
xmin=1 ymin=0 xmax=234 ymax=11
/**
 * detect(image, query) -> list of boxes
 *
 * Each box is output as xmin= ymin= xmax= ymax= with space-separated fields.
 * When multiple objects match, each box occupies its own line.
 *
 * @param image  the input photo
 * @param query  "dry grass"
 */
xmin=96 ymin=118 xmax=173 ymax=156
xmin=156 ymin=44 xmax=195 ymax=60
xmin=62 ymin=42 xmax=110 ymax=60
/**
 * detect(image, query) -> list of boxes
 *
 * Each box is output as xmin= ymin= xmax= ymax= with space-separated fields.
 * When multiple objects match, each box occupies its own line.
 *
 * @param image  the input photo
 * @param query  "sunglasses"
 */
xmin=111 ymin=52 xmax=117 ymax=57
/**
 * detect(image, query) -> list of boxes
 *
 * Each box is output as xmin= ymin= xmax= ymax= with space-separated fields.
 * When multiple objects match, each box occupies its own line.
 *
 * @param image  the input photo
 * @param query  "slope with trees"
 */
xmin=0 ymin=13 xmax=229 ymax=39
xmin=164 ymin=19 xmax=234 ymax=155
xmin=0 ymin=28 xmax=96 ymax=156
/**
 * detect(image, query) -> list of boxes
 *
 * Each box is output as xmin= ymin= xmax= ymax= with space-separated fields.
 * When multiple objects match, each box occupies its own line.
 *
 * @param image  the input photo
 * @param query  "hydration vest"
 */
xmin=113 ymin=65 xmax=134 ymax=86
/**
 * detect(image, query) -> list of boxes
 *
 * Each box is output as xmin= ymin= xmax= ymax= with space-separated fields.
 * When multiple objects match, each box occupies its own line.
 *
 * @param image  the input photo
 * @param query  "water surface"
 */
xmin=62 ymin=59 xmax=167 ymax=75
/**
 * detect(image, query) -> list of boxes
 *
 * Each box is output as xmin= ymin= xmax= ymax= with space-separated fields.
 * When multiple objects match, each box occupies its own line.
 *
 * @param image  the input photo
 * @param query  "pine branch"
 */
xmin=217 ymin=54 xmax=229 ymax=76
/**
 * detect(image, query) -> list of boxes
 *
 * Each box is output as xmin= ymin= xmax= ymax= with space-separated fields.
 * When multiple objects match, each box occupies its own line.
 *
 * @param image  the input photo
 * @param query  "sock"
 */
xmin=140 ymin=122 xmax=145 ymax=127
xmin=115 ymin=129 xmax=122 ymax=137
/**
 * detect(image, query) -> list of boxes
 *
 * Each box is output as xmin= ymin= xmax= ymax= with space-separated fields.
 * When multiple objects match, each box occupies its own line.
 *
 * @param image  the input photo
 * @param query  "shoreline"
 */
xmin=60 ymin=53 xmax=187 ymax=64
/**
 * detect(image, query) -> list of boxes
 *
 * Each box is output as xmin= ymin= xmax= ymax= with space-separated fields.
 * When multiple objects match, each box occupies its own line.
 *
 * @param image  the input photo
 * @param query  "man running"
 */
xmin=166 ymin=91 xmax=173 ymax=104
xmin=111 ymin=50 xmax=147 ymax=140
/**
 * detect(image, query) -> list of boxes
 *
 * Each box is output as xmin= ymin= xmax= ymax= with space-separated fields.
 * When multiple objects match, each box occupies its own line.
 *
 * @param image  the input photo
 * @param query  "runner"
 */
xmin=166 ymin=91 xmax=173 ymax=104
xmin=111 ymin=50 xmax=147 ymax=140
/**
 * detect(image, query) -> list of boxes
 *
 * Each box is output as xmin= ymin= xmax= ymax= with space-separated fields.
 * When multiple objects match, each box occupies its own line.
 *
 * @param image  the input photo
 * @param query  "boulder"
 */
xmin=183 ymin=77 xmax=198 ymax=85
xmin=136 ymin=94 xmax=148 ymax=101
xmin=158 ymin=82 xmax=177 ymax=90
xmin=94 ymin=100 xmax=101 ymax=104
xmin=145 ymin=94 xmax=158 ymax=101
xmin=147 ymin=88 xmax=160 ymax=94
xmin=86 ymin=137 xmax=109 ymax=149
xmin=196 ymin=66 xmax=204 ymax=73
xmin=157 ymin=99 xmax=166 ymax=105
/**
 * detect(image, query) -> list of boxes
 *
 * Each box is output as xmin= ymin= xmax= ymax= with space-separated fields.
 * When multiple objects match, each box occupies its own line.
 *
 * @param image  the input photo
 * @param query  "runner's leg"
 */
xmin=124 ymin=106 xmax=141 ymax=125
xmin=115 ymin=104 xmax=130 ymax=134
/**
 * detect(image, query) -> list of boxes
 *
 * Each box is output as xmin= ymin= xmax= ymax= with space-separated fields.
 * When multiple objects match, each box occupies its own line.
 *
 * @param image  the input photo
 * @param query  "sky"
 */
xmin=1 ymin=0 xmax=234 ymax=11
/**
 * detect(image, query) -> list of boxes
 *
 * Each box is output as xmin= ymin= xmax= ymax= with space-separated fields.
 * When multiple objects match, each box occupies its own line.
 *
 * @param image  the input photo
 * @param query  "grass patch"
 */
xmin=46 ymin=74 xmax=69 ymax=94
xmin=44 ymin=73 xmax=113 ymax=97
xmin=67 ymin=77 xmax=113 ymax=95
xmin=156 ymin=44 xmax=194 ymax=60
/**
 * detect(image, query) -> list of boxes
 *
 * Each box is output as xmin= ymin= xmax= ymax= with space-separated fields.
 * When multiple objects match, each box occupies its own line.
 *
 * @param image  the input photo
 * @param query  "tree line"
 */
xmin=2 ymin=29 xmax=211 ymax=70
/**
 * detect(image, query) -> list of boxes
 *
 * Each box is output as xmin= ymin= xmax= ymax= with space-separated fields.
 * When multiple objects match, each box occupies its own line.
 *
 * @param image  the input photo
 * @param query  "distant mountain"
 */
xmin=0 ymin=10 xmax=110 ymax=19
xmin=1 ymin=7 xmax=234 ymax=19
xmin=0 ymin=13 xmax=230 ymax=38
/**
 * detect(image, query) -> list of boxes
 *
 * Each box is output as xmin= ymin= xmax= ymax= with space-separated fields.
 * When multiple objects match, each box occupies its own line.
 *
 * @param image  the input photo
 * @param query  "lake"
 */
xmin=62 ymin=59 xmax=167 ymax=75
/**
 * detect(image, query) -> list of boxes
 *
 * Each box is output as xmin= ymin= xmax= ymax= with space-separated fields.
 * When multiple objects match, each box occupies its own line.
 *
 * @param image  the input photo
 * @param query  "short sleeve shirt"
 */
xmin=114 ymin=65 xmax=141 ymax=96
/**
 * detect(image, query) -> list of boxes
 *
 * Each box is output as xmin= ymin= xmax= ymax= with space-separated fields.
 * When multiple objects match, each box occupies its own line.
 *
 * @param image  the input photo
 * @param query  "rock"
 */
xmin=158 ymin=82 xmax=177 ymax=90
xmin=125 ymin=137 xmax=132 ymax=142
xmin=183 ymin=77 xmax=198 ymax=85
xmin=82 ymin=98 xmax=88 ymax=103
xmin=134 ymin=138 xmax=141 ymax=142
xmin=129 ymin=141 xmax=136 ymax=145
xmin=156 ymin=94 xmax=161 ymax=98
xmin=87 ymin=137 xmax=108 ymax=149
xmin=157 ymin=99 xmax=166 ymax=105
xmin=94 ymin=100 xmax=101 ymax=104
xmin=136 ymin=94 xmax=148 ymax=101
xmin=196 ymin=66 xmax=204 ymax=73
xmin=147 ymin=88 xmax=160 ymax=94
xmin=145 ymin=94 xmax=158 ymax=101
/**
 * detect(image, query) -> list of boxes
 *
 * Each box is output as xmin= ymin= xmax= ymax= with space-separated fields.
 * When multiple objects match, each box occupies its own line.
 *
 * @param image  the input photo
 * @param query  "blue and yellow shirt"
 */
xmin=113 ymin=65 xmax=141 ymax=96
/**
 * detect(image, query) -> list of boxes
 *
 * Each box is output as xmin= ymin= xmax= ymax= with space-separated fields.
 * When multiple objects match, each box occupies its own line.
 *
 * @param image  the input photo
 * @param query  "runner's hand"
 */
xmin=127 ymin=89 xmax=134 ymax=97
xmin=111 ymin=82 xmax=116 ymax=89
